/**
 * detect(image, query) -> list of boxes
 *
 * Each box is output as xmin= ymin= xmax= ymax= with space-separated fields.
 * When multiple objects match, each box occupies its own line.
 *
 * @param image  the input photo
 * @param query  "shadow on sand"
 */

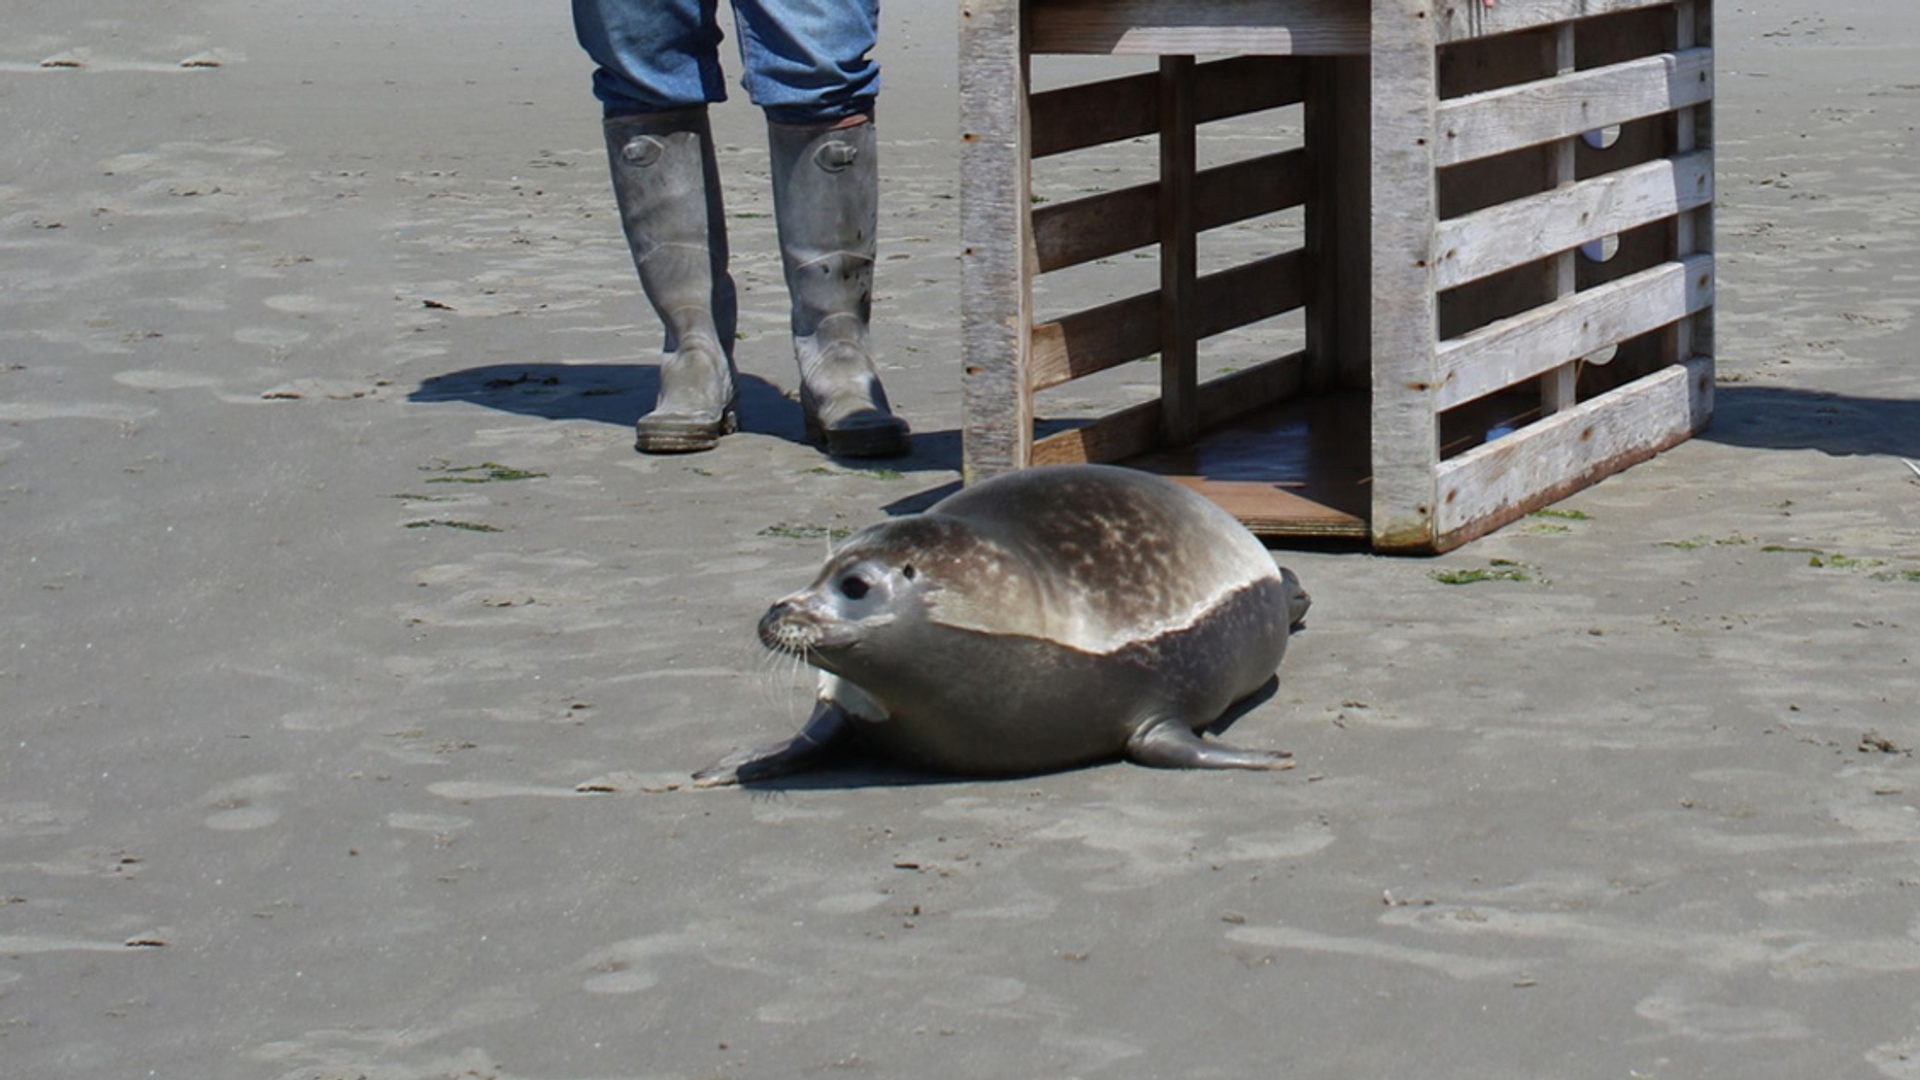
xmin=1705 ymin=384 xmax=1920 ymax=460
xmin=410 ymin=361 xmax=962 ymax=481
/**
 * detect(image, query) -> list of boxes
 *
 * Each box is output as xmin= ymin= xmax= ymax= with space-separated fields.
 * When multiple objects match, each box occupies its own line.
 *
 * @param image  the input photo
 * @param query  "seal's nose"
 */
xmin=758 ymin=599 xmax=818 ymax=653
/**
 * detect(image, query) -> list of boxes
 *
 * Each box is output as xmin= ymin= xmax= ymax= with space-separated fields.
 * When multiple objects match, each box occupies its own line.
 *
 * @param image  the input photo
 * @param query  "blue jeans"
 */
xmin=573 ymin=0 xmax=880 ymax=126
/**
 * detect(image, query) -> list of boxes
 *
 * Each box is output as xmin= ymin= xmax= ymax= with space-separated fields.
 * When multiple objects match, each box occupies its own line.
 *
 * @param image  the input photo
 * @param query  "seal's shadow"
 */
xmin=729 ymin=675 xmax=1286 ymax=791
xmin=1706 ymin=385 xmax=1920 ymax=459
xmin=410 ymin=362 xmax=961 ymax=475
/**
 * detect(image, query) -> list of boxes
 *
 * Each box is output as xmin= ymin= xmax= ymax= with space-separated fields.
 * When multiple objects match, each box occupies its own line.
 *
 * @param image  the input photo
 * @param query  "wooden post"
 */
xmin=1305 ymin=54 xmax=1371 ymax=393
xmin=1368 ymin=0 xmax=1440 ymax=551
xmin=1158 ymin=56 xmax=1199 ymax=446
xmin=1542 ymin=23 xmax=1579 ymax=414
xmin=960 ymin=0 xmax=1035 ymax=483
xmin=1672 ymin=0 xmax=1714 ymax=378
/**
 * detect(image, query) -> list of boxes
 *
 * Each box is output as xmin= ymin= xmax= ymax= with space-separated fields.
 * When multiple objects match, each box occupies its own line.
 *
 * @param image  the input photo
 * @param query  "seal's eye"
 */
xmin=838 ymin=576 xmax=870 ymax=600
xmin=901 ymin=565 xmax=917 ymax=581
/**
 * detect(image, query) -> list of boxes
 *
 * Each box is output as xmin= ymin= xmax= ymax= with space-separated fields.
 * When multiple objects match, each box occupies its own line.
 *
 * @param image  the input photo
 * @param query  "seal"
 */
xmin=693 ymin=464 xmax=1311 ymax=786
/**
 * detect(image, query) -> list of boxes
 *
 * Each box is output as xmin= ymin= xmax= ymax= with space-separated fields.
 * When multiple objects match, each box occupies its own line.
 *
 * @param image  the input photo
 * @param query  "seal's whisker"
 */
xmin=751 ymin=636 xmax=814 ymax=712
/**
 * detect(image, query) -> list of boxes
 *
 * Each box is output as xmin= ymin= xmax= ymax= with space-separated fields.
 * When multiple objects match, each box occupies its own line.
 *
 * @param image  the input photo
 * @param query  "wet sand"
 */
xmin=3 ymin=1 xmax=1920 ymax=1077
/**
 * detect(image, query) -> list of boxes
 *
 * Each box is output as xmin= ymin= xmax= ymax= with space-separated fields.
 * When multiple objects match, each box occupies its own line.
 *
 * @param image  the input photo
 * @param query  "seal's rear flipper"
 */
xmin=691 ymin=699 xmax=853 ymax=788
xmin=1125 ymin=717 xmax=1295 ymax=772
xmin=1280 ymin=566 xmax=1311 ymax=631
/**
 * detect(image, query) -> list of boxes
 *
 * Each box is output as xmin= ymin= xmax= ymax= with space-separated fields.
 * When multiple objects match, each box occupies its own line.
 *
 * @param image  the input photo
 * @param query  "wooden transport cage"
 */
xmin=958 ymin=0 xmax=1715 ymax=552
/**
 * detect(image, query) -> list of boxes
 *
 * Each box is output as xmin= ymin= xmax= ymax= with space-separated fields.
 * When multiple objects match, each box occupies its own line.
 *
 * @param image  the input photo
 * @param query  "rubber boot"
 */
xmin=767 ymin=117 xmax=910 ymax=458
xmin=605 ymin=108 xmax=739 ymax=453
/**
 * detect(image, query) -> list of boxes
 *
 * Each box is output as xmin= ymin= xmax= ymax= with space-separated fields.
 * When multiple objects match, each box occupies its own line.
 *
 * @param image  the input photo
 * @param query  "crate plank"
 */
xmin=1435 ymin=356 xmax=1711 ymax=545
xmin=1030 ymin=250 xmax=1309 ymax=391
xmin=1436 ymin=47 xmax=1712 ymax=166
xmin=1031 ymin=56 xmax=1304 ymax=158
xmin=1435 ymin=0 xmax=1678 ymax=43
xmin=1031 ymin=71 xmax=1158 ymax=157
xmin=1435 ymin=149 xmax=1713 ymax=289
xmin=1436 ymin=254 xmax=1713 ymax=409
xmin=1034 ymin=149 xmax=1309 ymax=272
xmin=1171 ymin=478 xmax=1370 ymax=536
xmin=1033 ymin=351 xmax=1309 ymax=465
xmin=1031 ymin=0 xmax=1368 ymax=55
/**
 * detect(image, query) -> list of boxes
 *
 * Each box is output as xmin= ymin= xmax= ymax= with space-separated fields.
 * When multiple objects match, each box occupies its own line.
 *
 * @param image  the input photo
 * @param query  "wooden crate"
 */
xmin=959 ymin=0 xmax=1715 ymax=552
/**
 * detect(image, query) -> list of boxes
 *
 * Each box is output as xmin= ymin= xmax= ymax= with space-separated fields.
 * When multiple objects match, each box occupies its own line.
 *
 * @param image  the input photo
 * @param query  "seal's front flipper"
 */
xmin=691 ymin=699 xmax=853 ymax=788
xmin=1125 ymin=718 xmax=1295 ymax=772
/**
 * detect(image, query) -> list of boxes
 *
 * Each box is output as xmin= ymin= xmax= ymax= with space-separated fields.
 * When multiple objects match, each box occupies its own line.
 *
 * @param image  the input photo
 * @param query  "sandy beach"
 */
xmin=4 ymin=0 xmax=1920 ymax=1076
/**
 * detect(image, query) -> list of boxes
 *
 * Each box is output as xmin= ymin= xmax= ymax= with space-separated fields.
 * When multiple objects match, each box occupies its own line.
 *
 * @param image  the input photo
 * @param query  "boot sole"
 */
xmin=806 ymin=415 xmax=910 ymax=459
xmin=636 ymin=405 xmax=740 ymax=454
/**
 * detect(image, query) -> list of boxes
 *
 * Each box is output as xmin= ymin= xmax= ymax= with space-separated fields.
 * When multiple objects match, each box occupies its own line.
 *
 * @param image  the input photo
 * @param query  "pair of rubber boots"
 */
xmin=605 ymin=108 xmax=909 ymax=458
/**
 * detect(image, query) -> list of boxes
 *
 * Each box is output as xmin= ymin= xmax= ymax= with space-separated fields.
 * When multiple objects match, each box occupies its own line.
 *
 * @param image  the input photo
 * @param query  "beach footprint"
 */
xmin=200 ymin=773 xmax=291 ymax=831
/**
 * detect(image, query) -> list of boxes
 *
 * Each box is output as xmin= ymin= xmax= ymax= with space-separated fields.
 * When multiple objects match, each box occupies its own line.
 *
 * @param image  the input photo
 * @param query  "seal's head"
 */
xmin=757 ymin=515 xmax=1044 ymax=681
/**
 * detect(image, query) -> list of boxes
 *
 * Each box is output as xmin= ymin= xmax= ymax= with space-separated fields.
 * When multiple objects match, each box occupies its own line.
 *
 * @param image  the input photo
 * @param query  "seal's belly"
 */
xmin=849 ymin=577 xmax=1291 ymax=775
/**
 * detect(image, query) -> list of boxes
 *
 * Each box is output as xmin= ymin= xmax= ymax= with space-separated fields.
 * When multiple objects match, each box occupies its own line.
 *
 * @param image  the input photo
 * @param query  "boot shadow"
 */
xmin=411 ymin=362 xmax=780 ymax=429
xmin=411 ymin=361 xmax=960 ymax=476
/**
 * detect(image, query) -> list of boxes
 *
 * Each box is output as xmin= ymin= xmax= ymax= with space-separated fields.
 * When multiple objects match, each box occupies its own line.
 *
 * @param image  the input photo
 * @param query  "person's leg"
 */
xmin=572 ymin=0 xmax=727 ymax=113
xmin=765 ymin=116 xmax=907 ymax=456
xmin=729 ymin=0 xmax=880 ymax=126
xmin=603 ymin=108 xmax=740 ymax=452
xmin=575 ymin=0 xmax=740 ymax=451
xmin=736 ymin=0 xmax=907 ymax=457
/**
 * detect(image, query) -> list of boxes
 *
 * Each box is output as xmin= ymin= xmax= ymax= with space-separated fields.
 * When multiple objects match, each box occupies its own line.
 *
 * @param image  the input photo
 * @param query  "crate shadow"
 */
xmin=1707 ymin=385 xmax=1920 ymax=460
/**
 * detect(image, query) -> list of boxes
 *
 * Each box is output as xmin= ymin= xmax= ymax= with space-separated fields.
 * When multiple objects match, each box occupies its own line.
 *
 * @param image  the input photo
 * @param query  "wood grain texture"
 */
xmin=1434 ymin=355 xmax=1712 ymax=549
xmin=1029 ymin=250 xmax=1310 ymax=391
xmin=1368 ymin=0 xmax=1442 ymax=551
xmin=1434 ymin=0 xmax=1677 ymax=43
xmin=1030 ymin=56 xmax=1304 ymax=158
xmin=1159 ymin=56 xmax=1200 ymax=446
xmin=1030 ymin=0 xmax=1368 ymax=55
xmin=1033 ymin=149 xmax=1309 ymax=272
xmin=1434 ymin=149 xmax=1713 ymax=289
xmin=959 ymin=0 xmax=1034 ymax=481
xmin=1031 ymin=351 xmax=1308 ymax=465
xmin=1436 ymin=254 xmax=1713 ymax=410
xmin=1436 ymin=47 xmax=1713 ymax=167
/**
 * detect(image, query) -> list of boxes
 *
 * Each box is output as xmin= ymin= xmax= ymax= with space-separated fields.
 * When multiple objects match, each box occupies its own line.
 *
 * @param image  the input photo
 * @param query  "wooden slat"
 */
xmin=959 ymin=0 xmax=1034 ymax=481
xmin=1029 ymin=250 xmax=1310 ymax=391
xmin=1436 ymin=254 xmax=1713 ymax=409
xmin=1435 ymin=0 xmax=1677 ymax=43
xmin=1033 ymin=149 xmax=1308 ymax=273
xmin=1031 ymin=57 xmax=1304 ymax=159
xmin=1196 ymin=249 xmax=1311 ymax=338
xmin=1197 ymin=350 xmax=1309 ymax=429
xmin=1031 ymin=351 xmax=1308 ymax=465
xmin=1031 ymin=72 xmax=1158 ymax=158
xmin=1434 ymin=149 xmax=1712 ymax=289
xmin=1435 ymin=47 xmax=1713 ymax=167
xmin=1034 ymin=185 xmax=1159 ymax=273
xmin=1029 ymin=292 xmax=1160 ymax=392
xmin=1030 ymin=0 xmax=1368 ymax=56
xmin=1368 ymin=0 xmax=1443 ymax=551
xmin=1032 ymin=397 xmax=1161 ymax=465
xmin=1193 ymin=55 xmax=1308 ymax=120
xmin=1434 ymin=356 xmax=1712 ymax=548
